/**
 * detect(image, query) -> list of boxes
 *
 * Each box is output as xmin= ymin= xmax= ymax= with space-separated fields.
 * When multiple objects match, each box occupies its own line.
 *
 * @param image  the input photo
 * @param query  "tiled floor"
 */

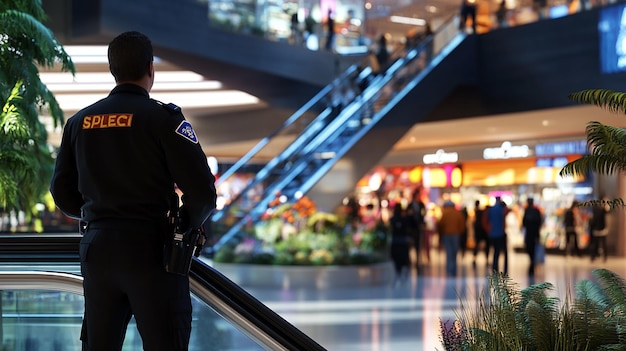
xmin=241 ymin=249 xmax=626 ymax=351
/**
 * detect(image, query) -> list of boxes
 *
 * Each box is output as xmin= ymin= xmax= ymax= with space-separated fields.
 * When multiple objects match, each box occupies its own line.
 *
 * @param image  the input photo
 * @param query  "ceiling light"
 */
xmin=53 ymin=91 xmax=260 ymax=111
xmin=389 ymin=16 xmax=426 ymax=26
xmin=45 ymin=81 xmax=223 ymax=93
xmin=40 ymin=71 xmax=205 ymax=84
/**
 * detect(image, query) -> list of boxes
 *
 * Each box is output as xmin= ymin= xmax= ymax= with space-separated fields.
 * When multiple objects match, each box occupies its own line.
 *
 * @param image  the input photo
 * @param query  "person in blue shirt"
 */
xmin=482 ymin=196 xmax=509 ymax=274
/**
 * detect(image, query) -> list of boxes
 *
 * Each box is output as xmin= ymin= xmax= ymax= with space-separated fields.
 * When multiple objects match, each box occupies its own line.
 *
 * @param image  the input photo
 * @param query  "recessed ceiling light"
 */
xmin=389 ymin=16 xmax=426 ymax=26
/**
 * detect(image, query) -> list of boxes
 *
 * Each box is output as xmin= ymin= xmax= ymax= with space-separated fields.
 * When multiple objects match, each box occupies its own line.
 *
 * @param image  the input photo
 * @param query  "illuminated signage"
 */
xmin=535 ymin=140 xmax=586 ymax=157
xmin=483 ymin=141 xmax=529 ymax=160
xmin=423 ymin=149 xmax=459 ymax=164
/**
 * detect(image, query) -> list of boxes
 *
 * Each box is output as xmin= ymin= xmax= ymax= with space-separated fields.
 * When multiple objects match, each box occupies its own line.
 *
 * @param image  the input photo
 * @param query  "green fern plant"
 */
xmin=440 ymin=269 xmax=626 ymax=351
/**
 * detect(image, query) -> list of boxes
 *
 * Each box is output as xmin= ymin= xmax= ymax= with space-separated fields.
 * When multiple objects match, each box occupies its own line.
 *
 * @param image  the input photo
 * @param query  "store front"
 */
xmin=207 ymin=0 xmax=368 ymax=53
xmin=354 ymin=138 xmax=626 ymax=256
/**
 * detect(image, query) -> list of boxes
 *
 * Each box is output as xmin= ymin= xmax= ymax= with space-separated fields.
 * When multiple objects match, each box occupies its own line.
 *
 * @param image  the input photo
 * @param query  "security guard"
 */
xmin=50 ymin=31 xmax=216 ymax=351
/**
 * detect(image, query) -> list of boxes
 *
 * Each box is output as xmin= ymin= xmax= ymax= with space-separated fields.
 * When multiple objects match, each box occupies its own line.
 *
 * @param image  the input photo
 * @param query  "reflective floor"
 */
xmin=240 ymin=249 xmax=626 ymax=351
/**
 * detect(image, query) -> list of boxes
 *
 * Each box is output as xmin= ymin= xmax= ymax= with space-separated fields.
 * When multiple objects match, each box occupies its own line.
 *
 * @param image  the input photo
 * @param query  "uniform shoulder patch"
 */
xmin=175 ymin=120 xmax=199 ymax=144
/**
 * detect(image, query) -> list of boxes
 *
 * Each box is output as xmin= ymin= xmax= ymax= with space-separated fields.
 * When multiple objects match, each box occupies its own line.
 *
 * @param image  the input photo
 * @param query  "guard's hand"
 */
xmin=193 ymin=229 xmax=207 ymax=257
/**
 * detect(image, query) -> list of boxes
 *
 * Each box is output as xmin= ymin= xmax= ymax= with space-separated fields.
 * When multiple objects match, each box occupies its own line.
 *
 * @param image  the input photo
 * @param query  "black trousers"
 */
xmin=490 ymin=236 xmax=508 ymax=274
xmin=525 ymin=237 xmax=537 ymax=276
xmin=80 ymin=221 xmax=191 ymax=351
xmin=590 ymin=235 xmax=608 ymax=261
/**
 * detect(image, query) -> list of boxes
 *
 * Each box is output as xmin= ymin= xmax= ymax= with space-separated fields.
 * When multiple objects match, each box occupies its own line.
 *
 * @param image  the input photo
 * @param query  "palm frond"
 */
xmin=560 ymin=121 xmax=626 ymax=177
xmin=0 ymin=0 xmax=47 ymax=21
xmin=569 ymin=89 xmax=626 ymax=114
xmin=575 ymin=198 xmax=625 ymax=210
xmin=0 ymin=9 xmax=74 ymax=72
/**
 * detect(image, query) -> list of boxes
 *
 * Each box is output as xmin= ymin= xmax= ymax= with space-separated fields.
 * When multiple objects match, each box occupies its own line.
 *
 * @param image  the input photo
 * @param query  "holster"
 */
xmin=164 ymin=228 xmax=202 ymax=276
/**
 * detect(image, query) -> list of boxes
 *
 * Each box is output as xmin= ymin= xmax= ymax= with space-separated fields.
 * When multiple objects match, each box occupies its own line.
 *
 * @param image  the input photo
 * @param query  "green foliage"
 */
xmin=0 ymin=0 xmax=74 ymax=215
xmin=0 ymin=82 xmax=44 ymax=211
xmin=569 ymin=89 xmax=626 ymax=115
xmin=560 ymin=89 xmax=626 ymax=209
xmin=212 ymin=243 xmax=236 ymax=263
xmin=216 ymin=227 xmax=389 ymax=266
xmin=440 ymin=269 xmax=626 ymax=351
xmin=217 ymin=198 xmax=390 ymax=266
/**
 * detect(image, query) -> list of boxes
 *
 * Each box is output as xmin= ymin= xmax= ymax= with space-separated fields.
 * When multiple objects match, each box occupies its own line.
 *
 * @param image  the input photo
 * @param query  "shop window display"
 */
xmin=207 ymin=0 xmax=367 ymax=51
xmin=353 ymin=165 xmax=595 ymax=256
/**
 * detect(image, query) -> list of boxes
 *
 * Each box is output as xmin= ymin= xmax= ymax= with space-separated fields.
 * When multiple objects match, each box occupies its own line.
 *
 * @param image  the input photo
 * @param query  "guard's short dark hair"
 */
xmin=108 ymin=31 xmax=153 ymax=82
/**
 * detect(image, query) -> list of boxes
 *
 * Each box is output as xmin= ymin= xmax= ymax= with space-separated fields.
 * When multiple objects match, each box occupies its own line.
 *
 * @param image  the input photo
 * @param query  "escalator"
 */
xmin=0 ymin=234 xmax=326 ymax=351
xmin=209 ymin=15 xmax=471 ymax=251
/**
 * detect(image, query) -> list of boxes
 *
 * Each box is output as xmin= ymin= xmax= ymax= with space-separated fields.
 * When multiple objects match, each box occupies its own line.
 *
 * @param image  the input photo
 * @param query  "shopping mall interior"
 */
xmin=2 ymin=0 xmax=626 ymax=349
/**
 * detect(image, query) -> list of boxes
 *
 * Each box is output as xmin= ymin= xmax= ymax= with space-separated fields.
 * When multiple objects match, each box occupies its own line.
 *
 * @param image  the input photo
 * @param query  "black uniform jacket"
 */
xmin=50 ymin=84 xmax=216 ymax=228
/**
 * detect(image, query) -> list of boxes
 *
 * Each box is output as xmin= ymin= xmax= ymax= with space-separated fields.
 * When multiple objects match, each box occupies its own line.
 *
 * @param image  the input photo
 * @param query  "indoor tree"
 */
xmin=0 ymin=0 xmax=74 ymax=220
xmin=560 ymin=89 xmax=626 ymax=209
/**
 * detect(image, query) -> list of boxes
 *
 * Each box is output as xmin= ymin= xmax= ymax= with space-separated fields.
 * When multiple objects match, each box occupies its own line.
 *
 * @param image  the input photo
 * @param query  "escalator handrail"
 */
xmin=0 ymin=271 xmax=84 ymax=295
xmin=191 ymin=259 xmax=327 ymax=351
xmin=0 ymin=233 xmax=327 ymax=351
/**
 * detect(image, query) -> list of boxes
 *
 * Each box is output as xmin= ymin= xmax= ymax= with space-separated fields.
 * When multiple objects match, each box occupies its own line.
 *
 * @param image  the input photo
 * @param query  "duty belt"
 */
xmin=80 ymin=218 xmax=168 ymax=234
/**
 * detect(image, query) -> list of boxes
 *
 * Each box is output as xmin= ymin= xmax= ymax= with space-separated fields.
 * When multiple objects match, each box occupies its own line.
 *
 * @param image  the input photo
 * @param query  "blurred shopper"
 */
xmin=496 ymin=0 xmax=508 ymax=28
xmin=290 ymin=10 xmax=301 ymax=45
xmin=438 ymin=201 xmax=466 ymax=276
xmin=472 ymin=200 xmax=489 ymax=268
xmin=325 ymin=9 xmax=335 ymax=51
xmin=534 ymin=0 xmax=548 ymax=19
xmin=483 ymin=196 xmax=510 ymax=274
xmin=522 ymin=198 xmax=543 ymax=276
xmin=389 ymin=203 xmax=411 ymax=285
xmin=563 ymin=201 xmax=582 ymax=257
xmin=459 ymin=0 xmax=477 ymax=33
xmin=408 ymin=188 xmax=426 ymax=269
xmin=304 ymin=13 xmax=318 ymax=50
xmin=590 ymin=202 xmax=610 ymax=262
xmin=375 ymin=34 xmax=390 ymax=74
xmin=460 ymin=206 xmax=469 ymax=259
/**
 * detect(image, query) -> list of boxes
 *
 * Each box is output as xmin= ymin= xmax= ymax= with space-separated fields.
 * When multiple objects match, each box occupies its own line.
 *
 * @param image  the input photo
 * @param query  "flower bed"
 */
xmin=212 ymin=196 xmax=390 ymax=267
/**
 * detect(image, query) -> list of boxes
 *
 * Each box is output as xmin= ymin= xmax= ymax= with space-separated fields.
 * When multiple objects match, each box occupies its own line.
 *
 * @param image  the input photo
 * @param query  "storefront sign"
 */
xmin=423 ymin=149 xmax=458 ymax=164
xmin=535 ymin=140 xmax=586 ymax=157
xmin=536 ymin=157 xmax=568 ymax=168
xmin=483 ymin=141 xmax=529 ymax=160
